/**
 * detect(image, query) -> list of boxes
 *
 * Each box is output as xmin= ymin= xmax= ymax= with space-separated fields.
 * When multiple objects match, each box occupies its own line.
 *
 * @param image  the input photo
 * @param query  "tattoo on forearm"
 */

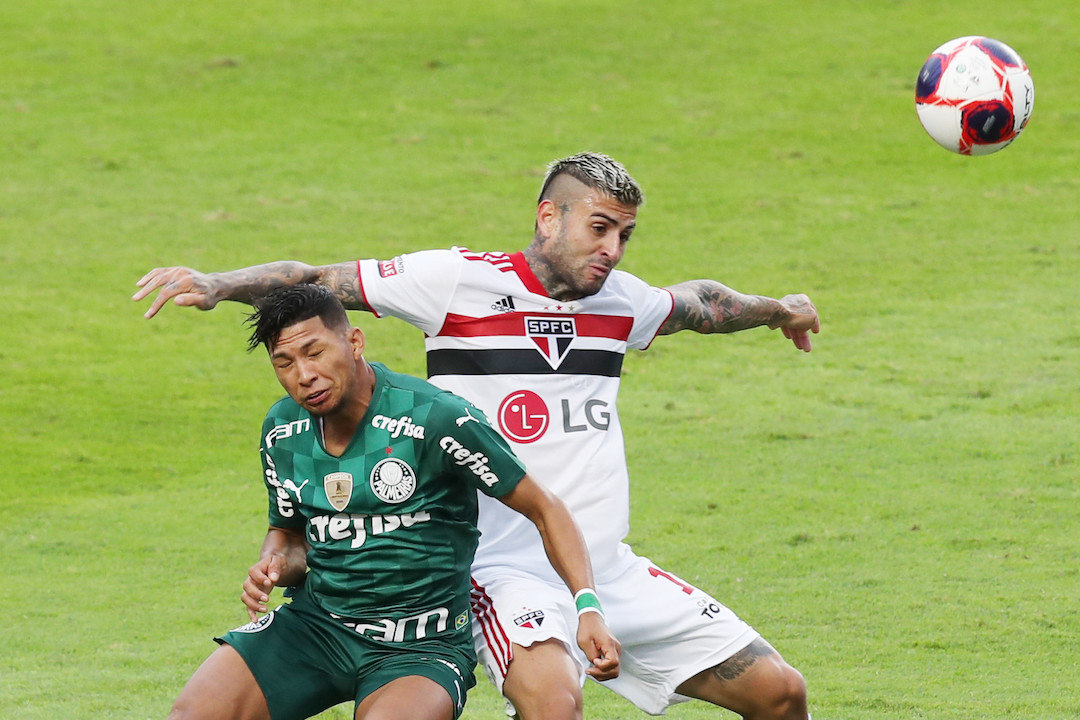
xmin=712 ymin=638 xmax=774 ymax=682
xmin=222 ymin=262 xmax=368 ymax=311
xmin=320 ymin=264 xmax=368 ymax=310
xmin=224 ymin=263 xmax=319 ymax=303
xmin=662 ymin=280 xmax=781 ymax=334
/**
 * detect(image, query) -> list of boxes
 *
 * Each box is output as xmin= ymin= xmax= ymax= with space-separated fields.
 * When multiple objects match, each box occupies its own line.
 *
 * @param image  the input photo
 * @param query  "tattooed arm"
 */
xmin=659 ymin=279 xmax=820 ymax=352
xmin=133 ymin=261 xmax=368 ymax=318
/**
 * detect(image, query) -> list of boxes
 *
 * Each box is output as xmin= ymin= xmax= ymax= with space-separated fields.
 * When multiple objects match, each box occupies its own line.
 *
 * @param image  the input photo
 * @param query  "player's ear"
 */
xmin=348 ymin=327 xmax=365 ymax=358
xmin=536 ymin=199 xmax=558 ymax=240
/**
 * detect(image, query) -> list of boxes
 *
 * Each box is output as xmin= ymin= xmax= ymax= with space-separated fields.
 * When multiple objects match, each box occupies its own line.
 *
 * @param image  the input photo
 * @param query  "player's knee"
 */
xmin=510 ymin=685 xmax=582 ymax=720
xmin=503 ymin=664 xmax=582 ymax=720
xmin=165 ymin=682 xmax=250 ymax=720
xmin=165 ymin=698 xmax=194 ymax=720
xmin=759 ymin=661 xmax=808 ymax=720
xmin=502 ymin=641 xmax=582 ymax=720
xmin=705 ymin=652 xmax=807 ymax=720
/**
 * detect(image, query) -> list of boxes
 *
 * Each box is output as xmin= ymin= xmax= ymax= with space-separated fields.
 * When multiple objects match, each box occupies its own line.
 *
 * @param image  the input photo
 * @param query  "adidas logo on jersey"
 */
xmin=490 ymin=296 xmax=516 ymax=313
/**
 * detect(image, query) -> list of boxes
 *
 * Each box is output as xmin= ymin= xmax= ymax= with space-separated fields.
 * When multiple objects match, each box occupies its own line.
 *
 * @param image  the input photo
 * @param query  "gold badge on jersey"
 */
xmin=323 ymin=472 xmax=353 ymax=511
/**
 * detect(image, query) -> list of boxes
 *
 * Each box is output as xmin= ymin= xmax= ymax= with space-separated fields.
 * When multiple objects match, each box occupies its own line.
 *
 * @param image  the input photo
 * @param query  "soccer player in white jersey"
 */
xmin=136 ymin=152 xmax=819 ymax=720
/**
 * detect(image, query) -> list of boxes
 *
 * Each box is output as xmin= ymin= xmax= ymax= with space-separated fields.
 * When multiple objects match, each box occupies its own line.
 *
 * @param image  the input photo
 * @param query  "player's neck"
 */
xmin=522 ymin=244 xmax=582 ymax=302
xmin=320 ymin=360 xmax=375 ymax=457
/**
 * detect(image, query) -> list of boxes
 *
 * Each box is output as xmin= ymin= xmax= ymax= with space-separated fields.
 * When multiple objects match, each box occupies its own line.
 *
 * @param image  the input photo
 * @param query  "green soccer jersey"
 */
xmin=259 ymin=362 xmax=526 ymax=641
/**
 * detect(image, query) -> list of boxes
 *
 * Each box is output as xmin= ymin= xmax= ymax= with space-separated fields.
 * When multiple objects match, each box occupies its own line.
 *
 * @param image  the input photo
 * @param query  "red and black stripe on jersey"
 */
xmin=426 ymin=311 xmax=634 ymax=377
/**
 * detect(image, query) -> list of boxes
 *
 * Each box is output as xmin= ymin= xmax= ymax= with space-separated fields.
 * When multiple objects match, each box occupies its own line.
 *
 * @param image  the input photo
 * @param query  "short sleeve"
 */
xmin=357 ymin=249 xmax=464 ymax=335
xmin=427 ymin=393 xmax=527 ymax=498
xmin=260 ymin=415 xmax=305 ymax=530
xmin=615 ymin=271 xmax=675 ymax=350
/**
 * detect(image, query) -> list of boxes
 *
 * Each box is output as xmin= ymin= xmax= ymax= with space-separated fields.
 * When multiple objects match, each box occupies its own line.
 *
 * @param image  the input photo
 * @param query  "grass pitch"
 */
xmin=3 ymin=1 xmax=1079 ymax=718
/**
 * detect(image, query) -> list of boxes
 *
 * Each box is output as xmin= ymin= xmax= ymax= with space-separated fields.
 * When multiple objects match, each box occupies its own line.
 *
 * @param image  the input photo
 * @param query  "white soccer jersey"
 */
xmin=357 ymin=248 xmax=674 ymax=582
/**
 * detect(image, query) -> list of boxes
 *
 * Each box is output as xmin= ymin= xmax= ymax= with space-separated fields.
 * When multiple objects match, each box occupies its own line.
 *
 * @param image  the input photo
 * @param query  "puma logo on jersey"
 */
xmin=525 ymin=316 xmax=577 ymax=369
xmin=455 ymin=408 xmax=480 ymax=427
xmin=264 ymin=454 xmax=309 ymax=518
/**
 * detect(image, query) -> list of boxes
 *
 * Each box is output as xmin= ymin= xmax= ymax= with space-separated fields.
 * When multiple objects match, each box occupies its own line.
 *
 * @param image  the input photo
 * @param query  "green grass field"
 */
xmin=3 ymin=1 xmax=1078 ymax=718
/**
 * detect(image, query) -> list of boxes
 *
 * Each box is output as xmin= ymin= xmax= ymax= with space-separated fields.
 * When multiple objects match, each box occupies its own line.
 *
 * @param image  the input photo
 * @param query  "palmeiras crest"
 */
xmin=369 ymin=457 xmax=417 ymax=504
xmin=323 ymin=471 xmax=353 ymax=511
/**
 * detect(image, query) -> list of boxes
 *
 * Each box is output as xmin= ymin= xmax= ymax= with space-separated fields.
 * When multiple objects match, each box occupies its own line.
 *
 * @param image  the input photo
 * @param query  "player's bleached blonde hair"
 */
xmin=538 ymin=152 xmax=644 ymax=207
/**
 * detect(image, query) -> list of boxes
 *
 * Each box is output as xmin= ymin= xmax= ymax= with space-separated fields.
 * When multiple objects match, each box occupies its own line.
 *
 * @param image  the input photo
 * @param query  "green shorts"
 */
xmin=216 ymin=586 xmax=476 ymax=720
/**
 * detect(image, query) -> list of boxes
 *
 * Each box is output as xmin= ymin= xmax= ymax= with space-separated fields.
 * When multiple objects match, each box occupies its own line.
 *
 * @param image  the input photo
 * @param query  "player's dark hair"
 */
xmin=245 ymin=284 xmax=350 ymax=352
xmin=538 ymin=152 xmax=644 ymax=207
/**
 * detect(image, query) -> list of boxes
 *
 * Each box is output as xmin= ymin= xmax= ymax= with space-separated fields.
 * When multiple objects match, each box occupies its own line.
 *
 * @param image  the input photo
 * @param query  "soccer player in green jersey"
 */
xmin=166 ymin=284 xmax=619 ymax=720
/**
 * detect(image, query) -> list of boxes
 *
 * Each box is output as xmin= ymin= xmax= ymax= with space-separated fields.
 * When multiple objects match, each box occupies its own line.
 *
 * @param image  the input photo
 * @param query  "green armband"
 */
xmin=574 ymin=588 xmax=604 ymax=617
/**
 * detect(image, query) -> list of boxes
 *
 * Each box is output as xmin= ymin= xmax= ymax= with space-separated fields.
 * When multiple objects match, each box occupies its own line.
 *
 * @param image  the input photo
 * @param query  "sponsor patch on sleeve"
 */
xmin=378 ymin=256 xmax=406 ymax=277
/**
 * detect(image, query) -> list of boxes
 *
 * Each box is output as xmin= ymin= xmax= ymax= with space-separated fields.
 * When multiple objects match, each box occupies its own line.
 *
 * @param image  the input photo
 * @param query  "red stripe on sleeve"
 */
xmin=355 ymin=259 xmax=380 ymax=317
xmin=641 ymin=286 xmax=675 ymax=350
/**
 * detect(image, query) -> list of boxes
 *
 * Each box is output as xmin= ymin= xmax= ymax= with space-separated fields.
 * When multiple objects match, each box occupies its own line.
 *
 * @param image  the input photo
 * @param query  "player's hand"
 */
xmin=769 ymin=293 xmax=820 ymax=352
xmin=241 ymin=554 xmax=286 ymax=622
xmin=576 ymin=612 xmax=621 ymax=681
xmin=132 ymin=266 xmax=220 ymax=319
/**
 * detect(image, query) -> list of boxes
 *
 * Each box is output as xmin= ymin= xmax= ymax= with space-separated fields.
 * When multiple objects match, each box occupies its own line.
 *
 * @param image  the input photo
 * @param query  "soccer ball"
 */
xmin=915 ymin=36 xmax=1034 ymax=155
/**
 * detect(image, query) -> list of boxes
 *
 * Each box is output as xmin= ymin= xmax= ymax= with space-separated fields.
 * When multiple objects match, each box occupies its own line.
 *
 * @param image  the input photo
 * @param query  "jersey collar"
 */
xmin=509 ymin=252 xmax=549 ymax=297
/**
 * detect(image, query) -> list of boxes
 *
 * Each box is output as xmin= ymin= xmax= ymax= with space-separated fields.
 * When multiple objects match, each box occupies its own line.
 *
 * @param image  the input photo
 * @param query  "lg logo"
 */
xmin=497 ymin=390 xmax=610 ymax=444
xmin=497 ymin=390 xmax=548 ymax=444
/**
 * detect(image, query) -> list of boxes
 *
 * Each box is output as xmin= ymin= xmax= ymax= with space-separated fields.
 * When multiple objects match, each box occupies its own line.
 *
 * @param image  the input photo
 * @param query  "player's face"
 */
xmin=539 ymin=188 xmax=637 ymax=300
xmin=269 ymin=316 xmax=365 ymax=417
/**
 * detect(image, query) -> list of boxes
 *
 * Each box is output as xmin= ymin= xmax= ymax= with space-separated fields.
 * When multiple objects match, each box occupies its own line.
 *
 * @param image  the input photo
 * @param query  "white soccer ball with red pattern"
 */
xmin=915 ymin=36 xmax=1034 ymax=155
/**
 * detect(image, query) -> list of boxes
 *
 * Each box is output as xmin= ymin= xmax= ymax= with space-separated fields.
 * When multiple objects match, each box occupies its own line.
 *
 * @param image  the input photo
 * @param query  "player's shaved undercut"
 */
xmin=538 ymin=152 xmax=644 ymax=208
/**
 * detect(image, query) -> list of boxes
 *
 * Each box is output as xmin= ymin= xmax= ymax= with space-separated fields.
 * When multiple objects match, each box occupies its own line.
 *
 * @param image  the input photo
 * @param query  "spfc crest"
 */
xmin=525 ymin=316 xmax=576 ymax=369
xmin=513 ymin=609 xmax=546 ymax=629
xmin=323 ymin=472 xmax=353 ymax=511
xmin=369 ymin=457 xmax=417 ymax=504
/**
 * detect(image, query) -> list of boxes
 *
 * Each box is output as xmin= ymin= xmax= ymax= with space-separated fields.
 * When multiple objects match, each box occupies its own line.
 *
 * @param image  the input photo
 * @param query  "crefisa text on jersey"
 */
xmin=265 ymin=415 xmax=426 ymax=447
xmin=438 ymin=436 xmax=501 ymax=487
xmin=370 ymin=414 xmax=426 ymax=439
xmin=308 ymin=510 xmax=432 ymax=548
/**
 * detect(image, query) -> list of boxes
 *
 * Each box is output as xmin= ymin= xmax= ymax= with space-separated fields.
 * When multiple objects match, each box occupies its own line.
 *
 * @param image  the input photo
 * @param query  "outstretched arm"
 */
xmin=499 ymin=475 xmax=621 ymax=681
xmin=133 ymin=261 xmax=369 ymax=318
xmin=660 ymin=279 xmax=820 ymax=352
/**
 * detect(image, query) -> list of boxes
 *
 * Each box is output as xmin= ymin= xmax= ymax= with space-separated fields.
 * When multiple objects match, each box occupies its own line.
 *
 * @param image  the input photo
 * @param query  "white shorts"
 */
xmin=469 ymin=546 xmax=760 ymax=715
